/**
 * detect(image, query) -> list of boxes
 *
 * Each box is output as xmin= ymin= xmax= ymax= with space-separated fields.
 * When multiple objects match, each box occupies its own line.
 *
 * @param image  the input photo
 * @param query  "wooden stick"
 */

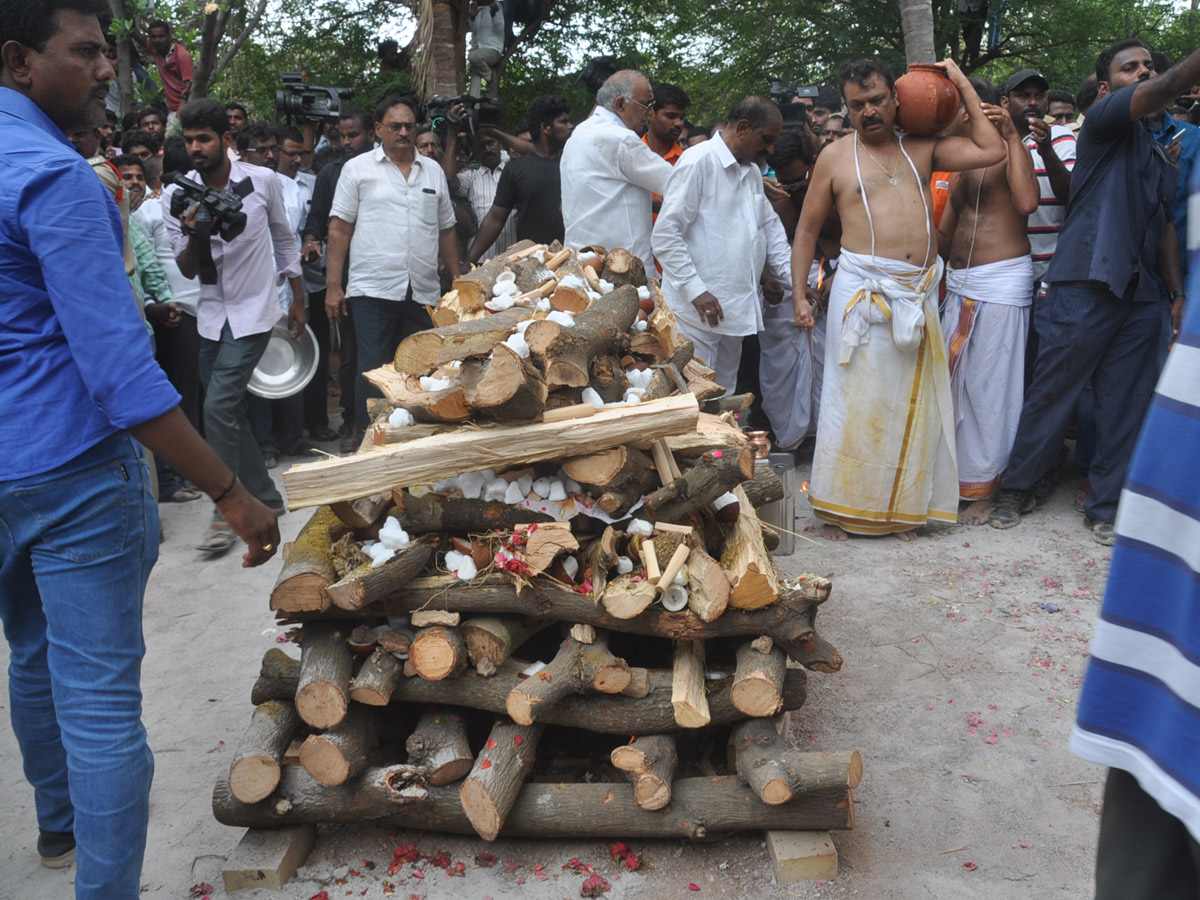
xmin=732 ymin=719 xmax=863 ymax=805
xmin=656 ymin=543 xmax=690 ymax=593
xmin=649 ymin=439 xmax=676 ymax=485
xmin=228 ymin=701 xmax=301 ymax=804
xmin=348 ymin=648 xmax=404 ymax=706
xmin=642 ymin=540 xmax=661 ymax=581
xmin=544 ymin=247 xmax=572 ymax=270
xmin=295 ymin=622 xmax=352 ymax=730
xmin=505 ymin=637 xmax=632 ymax=725
xmin=459 ymin=720 xmax=543 ymax=840
xmin=324 ymin=536 xmax=436 ymax=612
xmin=299 ymin=708 xmax=377 ymax=787
xmin=540 ymin=402 xmax=598 ymax=424
xmin=672 ymin=639 xmax=711 ymax=728
xmin=405 ymin=708 xmax=473 ymax=786
xmin=731 ymin=641 xmax=788 ymax=717
xmin=213 ymin=770 xmax=855 ymax=836
xmin=610 ymin=734 xmax=678 ymax=810
xmin=282 ymin=394 xmax=700 ymax=508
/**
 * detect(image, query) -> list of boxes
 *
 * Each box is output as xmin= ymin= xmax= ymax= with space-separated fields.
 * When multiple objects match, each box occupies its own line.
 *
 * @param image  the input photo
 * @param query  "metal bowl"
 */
xmin=247 ymin=318 xmax=319 ymax=399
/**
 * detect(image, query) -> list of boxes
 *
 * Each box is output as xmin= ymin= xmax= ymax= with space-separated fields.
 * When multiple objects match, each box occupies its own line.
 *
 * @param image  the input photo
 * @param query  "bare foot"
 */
xmin=821 ymin=524 xmax=849 ymax=542
xmin=895 ymin=528 xmax=920 ymax=542
xmin=959 ymin=498 xmax=995 ymax=526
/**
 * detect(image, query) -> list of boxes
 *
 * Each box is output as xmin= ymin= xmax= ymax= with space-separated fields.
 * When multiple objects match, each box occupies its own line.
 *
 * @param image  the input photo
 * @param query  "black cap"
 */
xmin=1003 ymin=69 xmax=1050 ymax=96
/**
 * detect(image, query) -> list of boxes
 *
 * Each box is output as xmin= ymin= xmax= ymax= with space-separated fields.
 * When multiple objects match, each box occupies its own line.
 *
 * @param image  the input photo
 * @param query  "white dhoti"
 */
xmin=809 ymin=249 xmax=958 ymax=534
xmin=758 ymin=292 xmax=821 ymax=450
xmin=941 ymin=256 xmax=1032 ymax=500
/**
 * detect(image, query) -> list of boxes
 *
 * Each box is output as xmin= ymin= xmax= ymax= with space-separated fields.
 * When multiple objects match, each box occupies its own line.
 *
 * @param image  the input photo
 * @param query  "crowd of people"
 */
xmin=4 ymin=0 xmax=1200 ymax=896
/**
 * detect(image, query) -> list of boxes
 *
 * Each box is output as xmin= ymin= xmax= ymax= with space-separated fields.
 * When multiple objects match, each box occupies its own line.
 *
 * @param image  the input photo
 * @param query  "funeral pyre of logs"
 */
xmin=214 ymin=241 xmax=860 ymax=842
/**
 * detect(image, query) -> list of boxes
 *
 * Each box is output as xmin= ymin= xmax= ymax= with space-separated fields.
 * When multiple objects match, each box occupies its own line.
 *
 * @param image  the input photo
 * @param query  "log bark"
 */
xmin=513 ymin=255 xmax=554 ymax=293
xmin=732 ymin=719 xmax=863 ymax=805
xmin=516 ymin=522 xmax=578 ymax=576
xmin=642 ymin=341 xmax=695 ymax=402
xmin=460 ymin=720 xmax=543 ymax=840
xmin=299 ymin=708 xmax=377 ymax=786
xmin=283 ymin=394 xmax=700 ymax=507
xmin=654 ymin=411 xmax=749 ymax=458
xmin=549 ymin=256 xmax=592 ymax=312
xmin=525 ymin=285 xmax=639 ymax=388
xmin=505 ymin=637 xmax=631 ymax=725
xmin=701 ymin=393 xmax=755 ymax=416
xmin=731 ymin=641 xmax=788 ymax=717
xmin=459 ymin=616 xmax=546 ymax=669
xmin=228 ymin=701 xmax=302 ymax=804
xmin=214 ymin=770 xmax=854 ymax=835
xmin=295 ymin=622 xmax=353 ymax=730
xmin=460 ymin=344 xmax=547 ymax=422
xmin=349 ymin=648 xmax=404 ymax=706
xmin=324 ymin=535 xmax=436 ymax=611
xmin=583 ymin=526 xmax=617 ymax=601
xmin=610 ymin=734 xmax=677 ymax=810
xmin=452 ymin=242 xmax=538 ymax=309
xmin=254 ymin=656 xmax=807 ymax=734
xmin=289 ymin=574 xmax=824 ymax=667
xmin=409 ymin=625 xmax=469 ymax=680
xmin=330 ymin=494 xmax=391 ymax=530
xmin=389 ymin=491 xmax=553 ymax=535
xmin=686 ymin=547 xmax=730 ymax=622
xmin=251 ymin=649 xmax=301 ymax=706
xmin=405 ymin=708 xmax=473 ymax=786
xmin=372 ymin=421 xmax=457 ymax=446
xmin=672 ymin=639 xmax=711 ymax=728
xmin=599 ymin=247 xmax=648 ymax=287
xmin=364 ymin=366 xmax=470 ymax=423
xmin=645 ymin=447 xmax=755 ymax=524
xmin=742 ymin=466 xmax=786 ymax=509
xmin=269 ymin=507 xmax=340 ymax=613
xmin=394 ymin=309 xmax=532 ymax=374
xmin=561 ymin=445 xmax=655 ymax=497
xmin=588 ymin=354 xmax=630 ymax=404
xmin=720 ymin=485 xmax=779 ymax=610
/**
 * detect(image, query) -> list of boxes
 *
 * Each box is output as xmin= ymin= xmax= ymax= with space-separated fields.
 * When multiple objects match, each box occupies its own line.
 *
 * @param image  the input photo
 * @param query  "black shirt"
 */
xmin=1045 ymin=84 xmax=1177 ymax=303
xmin=492 ymin=151 xmax=564 ymax=244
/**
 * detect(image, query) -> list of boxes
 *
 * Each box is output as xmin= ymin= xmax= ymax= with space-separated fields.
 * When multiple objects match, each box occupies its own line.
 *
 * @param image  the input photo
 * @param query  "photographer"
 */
xmin=164 ymin=99 xmax=305 ymax=554
xmin=441 ymin=109 xmax=515 ymax=261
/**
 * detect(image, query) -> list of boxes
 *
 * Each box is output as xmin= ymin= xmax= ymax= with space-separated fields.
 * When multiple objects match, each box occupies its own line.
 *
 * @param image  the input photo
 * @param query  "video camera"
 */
xmin=768 ymin=78 xmax=820 ymax=128
xmin=275 ymin=72 xmax=354 ymax=125
xmin=164 ymin=170 xmax=255 ymax=283
xmin=427 ymin=93 xmax=504 ymax=133
xmin=576 ymin=55 xmax=618 ymax=96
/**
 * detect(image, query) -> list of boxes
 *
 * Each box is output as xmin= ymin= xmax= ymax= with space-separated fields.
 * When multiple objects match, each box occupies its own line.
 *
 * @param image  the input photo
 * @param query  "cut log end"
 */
xmin=294 ymin=684 xmax=347 ymax=732
xmin=459 ymin=779 xmax=501 ymax=841
xmin=299 ymin=735 xmax=352 ymax=787
xmin=228 ymin=757 xmax=282 ymax=805
xmin=635 ymin=778 xmax=672 ymax=811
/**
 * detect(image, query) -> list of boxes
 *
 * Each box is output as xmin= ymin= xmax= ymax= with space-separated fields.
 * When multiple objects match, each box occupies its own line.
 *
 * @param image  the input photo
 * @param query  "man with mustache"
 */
xmin=990 ymin=39 xmax=1190 ymax=544
xmin=790 ymin=57 xmax=1005 ymax=541
xmin=644 ymin=83 xmax=690 ymax=166
xmin=441 ymin=127 xmax=516 ymax=261
xmin=324 ymin=95 xmax=460 ymax=441
xmin=0 ymin=2 xmax=278 ymax=892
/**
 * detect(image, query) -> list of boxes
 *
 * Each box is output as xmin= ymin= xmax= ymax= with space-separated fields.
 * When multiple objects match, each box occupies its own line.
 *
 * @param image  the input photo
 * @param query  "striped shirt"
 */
xmin=1070 ymin=166 xmax=1200 ymax=841
xmin=1024 ymin=126 xmax=1076 ymax=281
xmin=459 ymin=156 xmax=516 ymax=262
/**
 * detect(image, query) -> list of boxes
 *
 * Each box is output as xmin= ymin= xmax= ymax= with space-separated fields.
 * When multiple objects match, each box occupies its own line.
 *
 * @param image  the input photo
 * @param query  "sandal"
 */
xmin=196 ymin=522 xmax=235 ymax=554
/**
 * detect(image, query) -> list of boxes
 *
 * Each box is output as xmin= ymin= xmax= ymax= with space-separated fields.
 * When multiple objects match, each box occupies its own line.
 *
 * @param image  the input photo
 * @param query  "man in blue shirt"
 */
xmin=0 ymin=2 xmax=280 ymax=897
xmin=990 ymin=38 xmax=1190 ymax=544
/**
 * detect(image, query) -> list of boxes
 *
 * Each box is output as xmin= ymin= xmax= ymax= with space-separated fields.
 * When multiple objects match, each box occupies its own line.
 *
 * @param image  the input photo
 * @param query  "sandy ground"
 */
xmin=0 ymin=446 xmax=1111 ymax=900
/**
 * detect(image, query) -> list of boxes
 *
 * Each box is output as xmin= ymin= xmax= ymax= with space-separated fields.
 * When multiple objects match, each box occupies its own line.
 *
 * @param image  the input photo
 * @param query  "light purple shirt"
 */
xmin=163 ymin=158 xmax=302 ymax=340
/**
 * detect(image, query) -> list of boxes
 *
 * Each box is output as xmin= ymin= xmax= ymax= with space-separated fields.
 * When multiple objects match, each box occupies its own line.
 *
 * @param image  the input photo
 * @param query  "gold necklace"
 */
xmin=857 ymin=134 xmax=901 ymax=185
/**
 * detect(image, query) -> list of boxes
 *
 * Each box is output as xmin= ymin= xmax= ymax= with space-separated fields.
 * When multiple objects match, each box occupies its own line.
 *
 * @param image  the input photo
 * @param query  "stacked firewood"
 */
xmin=212 ymin=243 xmax=859 ymax=842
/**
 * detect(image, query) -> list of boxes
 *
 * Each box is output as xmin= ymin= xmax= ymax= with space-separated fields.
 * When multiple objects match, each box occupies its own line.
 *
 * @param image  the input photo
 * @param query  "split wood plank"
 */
xmin=222 ymin=824 xmax=317 ymax=893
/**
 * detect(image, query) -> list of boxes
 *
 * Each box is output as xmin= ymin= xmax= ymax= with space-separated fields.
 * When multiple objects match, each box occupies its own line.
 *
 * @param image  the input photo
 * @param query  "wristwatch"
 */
xmin=1168 ymin=290 xmax=1186 ymax=301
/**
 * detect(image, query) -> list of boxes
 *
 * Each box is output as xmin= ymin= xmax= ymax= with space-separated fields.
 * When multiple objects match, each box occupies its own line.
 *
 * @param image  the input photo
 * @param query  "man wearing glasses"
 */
xmin=560 ymin=69 xmax=673 ymax=273
xmin=325 ymin=95 xmax=459 ymax=441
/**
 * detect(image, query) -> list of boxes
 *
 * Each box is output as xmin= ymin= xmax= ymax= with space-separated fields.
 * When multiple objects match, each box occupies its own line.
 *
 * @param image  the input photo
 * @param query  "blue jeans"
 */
xmin=1000 ymin=282 xmax=1161 ymax=521
xmin=0 ymin=432 xmax=158 ymax=898
xmin=199 ymin=323 xmax=281 ymax=509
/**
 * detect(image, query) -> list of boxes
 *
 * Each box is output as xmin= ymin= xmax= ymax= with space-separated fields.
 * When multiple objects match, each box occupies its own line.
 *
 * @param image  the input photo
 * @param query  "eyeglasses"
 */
xmin=278 ymin=147 xmax=303 ymax=158
xmin=625 ymin=97 xmax=652 ymax=114
xmin=382 ymin=122 xmax=418 ymax=133
xmin=778 ymin=173 xmax=810 ymax=192
xmin=246 ymin=145 xmax=279 ymax=156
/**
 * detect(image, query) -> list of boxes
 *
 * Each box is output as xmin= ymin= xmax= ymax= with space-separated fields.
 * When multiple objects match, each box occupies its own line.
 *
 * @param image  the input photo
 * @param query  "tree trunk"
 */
xmin=645 ymin=447 xmax=755 ymax=523
xmin=731 ymin=641 xmax=788 ymax=717
xmin=330 ymin=495 xmax=391 ymax=530
xmin=388 ymin=492 xmax=553 ymax=535
xmin=428 ymin=0 xmax=462 ymax=99
xmin=228 ymin=701 xmax=302 ymax=804
xmin=525 ymin=285 xmax=640 ymax=388
xmin=686 ymin=547 xmax=730 ymax=622
xmin=504 ymin=637 xmax=631 ymax=725
xmin=599 ymin=248 xmax=648 ymax=288
xmin=394 ymin=309 xmax=531 ymax=375
xmin=295 ymin=622 xmax=353 ymax=730
xmin=405 ymin=708 xmax=473 ymax=786
xmin=671 ymin=639 xmax=711 ymax=728
xmin=610 ymin=734 xmax=677 ymax=810
xmin=719 ymin=485 xmax=780 ymax=610
xmin=459 ymin=616 xmax=547 ymax=669
xmin=732 ymin=719 xmax=863 ymax=805
xmin=460 ymin=345 xmax=548 ymax=422
xmin=324 ymin=536 xmax=436 ymax=612
xmin=299 ymin=708 xmax=377 ymax=787
xmin=409 ymin=625 xmax=469 ymax=680
xmin=460 ymin=719 xmax=543 ymax=840
xmin=900 ymin=0 xmax=937 ymax=64
xmin=270 ymin=507 xmax=342 ymax=614
xmin=364 ymin=367 xmax=470 ymax=423
xmin=348 ymin=648 xmax=404 ymax=706
xmin=251 ymin=649 xmax=302 ymax=706
xmin=213 ymin=770 xmax=855 ymax=835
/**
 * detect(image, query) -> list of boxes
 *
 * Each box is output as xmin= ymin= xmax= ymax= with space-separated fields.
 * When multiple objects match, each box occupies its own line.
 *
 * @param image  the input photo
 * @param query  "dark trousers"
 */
xmin=153 ymin=311 xmax=203 ymax=434
xmin=350 ymin=294 xmax=430 ymax=433
xmin=1095 ymin=768 xmax=1200 ymax=900
xmin=1000 ymin=282 xmax=1160 ymax=521
xmin=304 ymin=287 xmax=332 ymax=431
xmin=310 ymin=288 xmax=356 ymax=429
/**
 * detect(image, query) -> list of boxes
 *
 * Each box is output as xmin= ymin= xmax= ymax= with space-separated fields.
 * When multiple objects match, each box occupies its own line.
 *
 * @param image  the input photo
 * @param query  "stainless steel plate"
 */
xmin=247 ymin=318 xmax=319 ymax=399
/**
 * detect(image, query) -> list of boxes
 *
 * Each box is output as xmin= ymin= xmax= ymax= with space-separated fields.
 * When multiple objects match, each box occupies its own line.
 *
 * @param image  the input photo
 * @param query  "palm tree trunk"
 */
xmin=899 ymin=0 xmax=937 ymax=64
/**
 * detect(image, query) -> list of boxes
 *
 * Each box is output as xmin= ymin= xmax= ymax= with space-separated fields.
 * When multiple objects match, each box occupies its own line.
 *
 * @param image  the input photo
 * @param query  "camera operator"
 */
xmin=326 ymin=95 xmax=460 ymax=442
xmin=442 ymin=105 xmax=516 ymax=261
xmin=163 ymin=99 xmax=305 ymax=555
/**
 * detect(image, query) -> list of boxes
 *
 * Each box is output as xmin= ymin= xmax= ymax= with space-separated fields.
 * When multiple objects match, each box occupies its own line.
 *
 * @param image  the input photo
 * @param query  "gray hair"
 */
xmin=596 ymin=70 xmax=644 ymax=112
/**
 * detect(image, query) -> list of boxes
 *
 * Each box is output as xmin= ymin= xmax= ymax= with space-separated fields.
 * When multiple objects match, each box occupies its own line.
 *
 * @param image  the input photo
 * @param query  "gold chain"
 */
xmin=857 ymin=134 xmax=901 ymax=182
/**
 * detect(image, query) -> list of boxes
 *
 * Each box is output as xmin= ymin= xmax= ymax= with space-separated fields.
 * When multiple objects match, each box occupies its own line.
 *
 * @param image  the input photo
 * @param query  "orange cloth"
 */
xmin=645 ymin=137 xmax=684 ymax=271
xmin=930 ymin=171 xmax=952 ymax=228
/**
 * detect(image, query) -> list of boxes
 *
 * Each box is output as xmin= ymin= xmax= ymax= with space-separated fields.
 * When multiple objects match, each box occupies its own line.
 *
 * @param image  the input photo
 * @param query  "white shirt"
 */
xmin=469 ymin=5 xmax=504 ymax=53
xmin=330 ymin=146 xmax=457 ymax=305
xmin=275 ymin=171 xmax=308 ymax=311
xmin=459 ymin=153 xmax=516 ymax=261
xmin=652 ymin=132 xmax=793 ymax=337
xmin=133 ymin=197 xmax=201 ymax=317
xmin=560 ymin=105 xmax=673 ymax=273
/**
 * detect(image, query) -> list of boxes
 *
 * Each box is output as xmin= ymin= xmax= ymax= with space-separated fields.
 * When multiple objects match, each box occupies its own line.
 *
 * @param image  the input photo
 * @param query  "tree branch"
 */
xmin=214 ymin=0 xmax=270 ymax=79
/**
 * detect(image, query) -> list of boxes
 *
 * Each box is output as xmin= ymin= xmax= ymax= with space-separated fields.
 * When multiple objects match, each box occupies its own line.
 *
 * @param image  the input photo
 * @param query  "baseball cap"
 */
xmin=1003 ymin=69 xmax=1050 ymax=95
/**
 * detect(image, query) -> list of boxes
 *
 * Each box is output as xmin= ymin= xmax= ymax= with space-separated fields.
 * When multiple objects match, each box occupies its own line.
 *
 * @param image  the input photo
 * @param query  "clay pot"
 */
xmin=894 ymin=63 xmax=961 ymax=136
